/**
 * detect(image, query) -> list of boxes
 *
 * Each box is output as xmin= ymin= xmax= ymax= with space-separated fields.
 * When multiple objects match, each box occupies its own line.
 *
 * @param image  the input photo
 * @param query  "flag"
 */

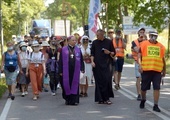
xmin=88 ymin=0 xmax=101 ymax=40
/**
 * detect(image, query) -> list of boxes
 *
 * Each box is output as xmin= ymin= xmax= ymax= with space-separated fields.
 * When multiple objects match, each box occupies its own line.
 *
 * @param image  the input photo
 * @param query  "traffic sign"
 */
xmin=123 ymin=16 xmax=155 ymax=35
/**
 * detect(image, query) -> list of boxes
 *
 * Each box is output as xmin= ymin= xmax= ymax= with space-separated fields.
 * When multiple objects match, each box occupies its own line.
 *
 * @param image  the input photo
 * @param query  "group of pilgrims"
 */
xmin=1 ymin=31 xmax=102 ymax=105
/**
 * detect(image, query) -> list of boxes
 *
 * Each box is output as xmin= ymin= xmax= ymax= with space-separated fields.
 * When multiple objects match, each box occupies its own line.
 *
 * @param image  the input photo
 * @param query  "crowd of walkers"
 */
xmin=0 ymin=31 xmax=93 ymax=104
xmin=0 ymin=28 xmax=166 ymax=112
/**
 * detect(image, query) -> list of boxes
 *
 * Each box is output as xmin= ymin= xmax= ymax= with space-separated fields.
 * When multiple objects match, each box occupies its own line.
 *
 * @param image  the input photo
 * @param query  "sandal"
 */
xmin=98 ymin=101 xmax=104 ymax=104
xmin=104 ymin=100 xmax=112 ymax=105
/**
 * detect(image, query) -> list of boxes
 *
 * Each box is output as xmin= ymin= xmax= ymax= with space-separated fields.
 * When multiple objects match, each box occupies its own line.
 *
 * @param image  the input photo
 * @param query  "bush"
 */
xmin=0 ymin=78 xmax=7 ymax=98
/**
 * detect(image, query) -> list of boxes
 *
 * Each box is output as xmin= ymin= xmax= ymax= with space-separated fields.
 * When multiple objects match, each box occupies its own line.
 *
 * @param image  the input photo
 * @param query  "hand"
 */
xmin=161 ymin=70 xmax=166 ymax=77
xmin=44 ymin=70 xmax=46 ymax=75
xmin=20 ymin=70 xmax=23 ymax=74
xmin=138 ymin=65 xmax=143 ymax=73
xmin=91 ymin=61 xmax=95 ymax=67
xmin=59 ymin=73 xmax=63 ymax=76
xmin=26 ymin=71 xmax=29 ymax=76
xmin=103 ymin=49 xmax=111 ymax=55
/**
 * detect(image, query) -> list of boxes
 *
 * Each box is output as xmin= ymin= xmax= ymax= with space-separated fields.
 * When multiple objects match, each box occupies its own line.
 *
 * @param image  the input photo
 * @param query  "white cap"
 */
xmin=149 ymin=31 xmax=158 ymax=36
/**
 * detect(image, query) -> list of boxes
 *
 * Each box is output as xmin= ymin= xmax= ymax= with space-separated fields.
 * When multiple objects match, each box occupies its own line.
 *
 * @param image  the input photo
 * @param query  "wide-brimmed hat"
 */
xmin=20 ymin=42 xmax=27 ymax=47
xmin=41 ymin=41 xmax=50 ymax=47
xmin=31 ymin=40 xmax=40 ymax=47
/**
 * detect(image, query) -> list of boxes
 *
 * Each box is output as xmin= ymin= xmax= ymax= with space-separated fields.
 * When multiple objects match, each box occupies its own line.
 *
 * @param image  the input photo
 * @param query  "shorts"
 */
xmin=141 ymin=71 xmax=162 ymax=91
xmin=115 ymin=58 xmax=124 ymax=72
xmin=135 ymin=61 xmax=141 ymax=78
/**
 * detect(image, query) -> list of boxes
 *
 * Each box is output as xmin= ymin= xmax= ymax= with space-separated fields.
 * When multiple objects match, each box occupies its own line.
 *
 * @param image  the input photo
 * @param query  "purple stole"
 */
xmin=62 ymin=46 xmax=81 ymax=95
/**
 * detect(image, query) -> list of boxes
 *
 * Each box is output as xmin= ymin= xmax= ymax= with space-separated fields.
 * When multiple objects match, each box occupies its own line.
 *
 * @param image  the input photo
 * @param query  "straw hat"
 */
xmin=31 ymin=40 xmax=40 ymax=47
xmin=41 ymin=41 xmax=50 ymax=47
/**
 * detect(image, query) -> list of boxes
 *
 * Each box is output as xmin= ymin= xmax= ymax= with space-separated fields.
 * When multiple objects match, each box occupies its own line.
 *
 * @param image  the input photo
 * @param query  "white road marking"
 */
xmin=118 ymin=89 xmax=135 ymax=100
xmin=119 ymin=87 xmax=170 ymax=120
xmin=0 ymin=99 xmax=12 ymax=120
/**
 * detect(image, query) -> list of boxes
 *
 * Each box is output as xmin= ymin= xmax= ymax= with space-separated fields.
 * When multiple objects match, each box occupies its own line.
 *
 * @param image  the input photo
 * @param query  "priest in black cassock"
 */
xmin=91 ymin=29 xmax=115 ymax=105
xmin=59 ymin=36 xmax=85 ymax=105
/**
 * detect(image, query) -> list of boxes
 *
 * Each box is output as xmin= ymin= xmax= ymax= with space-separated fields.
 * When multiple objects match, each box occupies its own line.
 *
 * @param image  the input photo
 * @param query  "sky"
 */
xmin=45 ymin=0 xmax=54 ymax=6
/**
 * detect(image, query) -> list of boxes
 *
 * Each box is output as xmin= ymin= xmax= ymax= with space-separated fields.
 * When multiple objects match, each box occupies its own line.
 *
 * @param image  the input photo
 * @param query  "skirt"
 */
xmin=18 ymin=68 xmax=30 ymax=84
xmin=4 ymin=69 xmax=18 ymax=85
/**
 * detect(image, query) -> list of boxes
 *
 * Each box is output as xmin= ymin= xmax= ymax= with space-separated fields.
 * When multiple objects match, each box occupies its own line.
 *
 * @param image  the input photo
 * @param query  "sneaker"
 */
xmin=25 ymin=91 xmax=28 ymax=95
xmin=57 ymin=84 xmax=61 ymax=89
xmin=21 ymin=92 xmax=25 ymax=97
xmin=153 ymin=104 xmax=161 ymax=112
xmin=137 ymin=94 xmax=142 ymax=101
xmin=140 ymin=100 xmax=146 ymax=109
xmin=33 ymin=96 xmax=37 ymax=101
xmin=11 ymin=95 xmax=15 ymax=100
xmin=51 ymin=92 xmax=56 ymax=96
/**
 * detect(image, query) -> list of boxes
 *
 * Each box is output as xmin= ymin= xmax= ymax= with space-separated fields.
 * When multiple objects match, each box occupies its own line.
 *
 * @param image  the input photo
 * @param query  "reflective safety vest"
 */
xmin=131 ymin=40 xmax=140 ymax=61
xmin=113 ymin=38 xmax=124 ymax=57
xmin=140 ymin=41 xmax=165 ymax=72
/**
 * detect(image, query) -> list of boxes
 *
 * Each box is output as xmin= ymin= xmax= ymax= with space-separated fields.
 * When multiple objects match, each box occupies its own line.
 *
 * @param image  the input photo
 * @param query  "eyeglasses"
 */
xmin=83 ymin=39 xmax=88 ymax=41
xmin=108 ymin=32 xmax=114 ymax=34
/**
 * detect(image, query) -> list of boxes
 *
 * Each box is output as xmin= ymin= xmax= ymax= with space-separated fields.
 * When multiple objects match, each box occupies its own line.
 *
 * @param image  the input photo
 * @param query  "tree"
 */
xmin=2 ymin=0 xmax=46 ymax=41
xmin=43 ymin=0 xmax=90 ymax=34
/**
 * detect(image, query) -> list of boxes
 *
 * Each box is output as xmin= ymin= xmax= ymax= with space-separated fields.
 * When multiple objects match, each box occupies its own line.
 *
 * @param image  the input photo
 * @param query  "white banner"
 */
xmin=88 ymin=0 xmax=101 ymax=40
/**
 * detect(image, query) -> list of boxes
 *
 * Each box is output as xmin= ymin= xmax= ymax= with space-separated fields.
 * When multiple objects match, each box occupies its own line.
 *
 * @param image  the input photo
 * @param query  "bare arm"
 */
xmin=17 ymin=54 xmax=23 ymax=72
xmin=57 ymin=52 xmax=60 ymax=61
xmin=138 ymin=51 xmax=143 ymax=73
xmin=162 ymin=57 xmax=166 ymax=77
xmin=0 ymin=54 xmax=5 ymax=71
xmin=26 ymin=60 xmax=30 ymax=76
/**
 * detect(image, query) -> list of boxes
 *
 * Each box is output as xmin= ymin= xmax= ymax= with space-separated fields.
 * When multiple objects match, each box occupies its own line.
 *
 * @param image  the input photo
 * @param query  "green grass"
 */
xmin=0 ymin=78 xmax=7 ymax=98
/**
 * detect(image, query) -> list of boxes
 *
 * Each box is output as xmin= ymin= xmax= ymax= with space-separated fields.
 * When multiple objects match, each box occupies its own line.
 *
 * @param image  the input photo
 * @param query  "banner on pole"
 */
xmin=88 ymin=0 xmax=101 ymax=40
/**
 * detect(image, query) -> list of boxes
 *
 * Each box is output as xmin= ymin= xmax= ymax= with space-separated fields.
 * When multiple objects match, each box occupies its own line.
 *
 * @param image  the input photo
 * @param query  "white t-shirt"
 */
xmin=28 ymin=51 xmax=44 ymax=63
xmin=19 ymin=51 xmax=29 ymax=68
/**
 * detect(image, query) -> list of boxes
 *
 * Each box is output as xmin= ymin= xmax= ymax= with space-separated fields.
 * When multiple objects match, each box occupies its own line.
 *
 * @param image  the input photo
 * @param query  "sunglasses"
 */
xmin=83 ymin=39 xmax=88 ymax=41
xmin=108 ymin=32 xmax=114 ymax=34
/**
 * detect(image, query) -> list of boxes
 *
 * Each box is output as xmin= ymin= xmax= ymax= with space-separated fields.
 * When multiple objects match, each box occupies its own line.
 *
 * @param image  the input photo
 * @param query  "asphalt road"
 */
xmin=0 ymin=64 xmax=170 ymax=120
